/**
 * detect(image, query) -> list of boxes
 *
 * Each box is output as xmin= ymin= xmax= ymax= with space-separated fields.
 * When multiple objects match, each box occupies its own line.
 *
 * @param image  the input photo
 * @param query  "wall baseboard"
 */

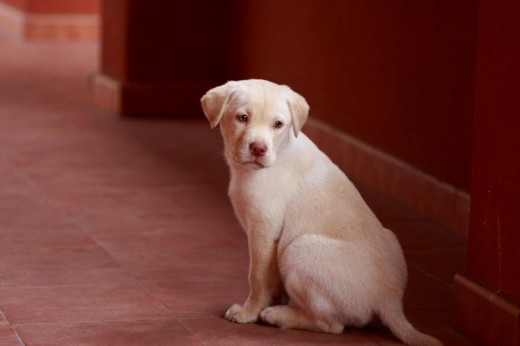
xmin=304 ymin=118 xmax=470 ymax=236
xmin=453 ymin=275 xmax=520 ymax=345
xmin=0 ymin=1 xmax=98 ymax=40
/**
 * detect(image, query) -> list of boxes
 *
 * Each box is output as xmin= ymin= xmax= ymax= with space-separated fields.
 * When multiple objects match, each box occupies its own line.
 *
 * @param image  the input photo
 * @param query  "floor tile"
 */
xmin=363 ymin=327 xmax=405 ymax=345
xmin=113 ymin=248 xmax=249 ymax=282
xmin=431 ymin=326 xmax=479 ymax=346
xmin=403 ymin=307 xmax=452 ymax=330
xmin=144 ymin=280 xmax=249 ymax=319
xmin=38 ymin=185 xmax=232 ymax=223
xmin=84 ymin=217 xmax=243 ymax=254
xmin=369 ymin=323 xmax=479 ymax=346
xmin=15 ymin=320 xmax=202 ymax=346
xmin=0 ymin=36 xmax=476 ymax=345
xmin=0 ymin=223 xmax=98 ymax=256
xmin=0 ymin=250 xmax=133 ymax=288
xmin=404 ymin=268 xmax=452 ymax=310
xmin=0 ymin=159 xmax=31 ymax=194
xmin=74 ymin=210 xmax=244 ymax=252
xmin=180 ymin=317 xmax=379 ymax=346
xmin=23 ymin=163 xmax=218 ymax=191
xmin=0 ymin=326 xmax=23 ymax=345
xmin=0 ymin=285 xmax=170 ymax=324
xmin=0 ymin=192 xmax=69 ymax=229
xmin=0 ymin=310 xmax=7 ymax=324
xmin=6 ymin=136 xmax=156 ymax=173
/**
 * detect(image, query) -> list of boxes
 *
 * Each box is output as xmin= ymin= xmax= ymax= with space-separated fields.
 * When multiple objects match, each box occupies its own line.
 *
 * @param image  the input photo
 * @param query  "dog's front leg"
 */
xmin=225 ymin=231 xmax=281 ymax=324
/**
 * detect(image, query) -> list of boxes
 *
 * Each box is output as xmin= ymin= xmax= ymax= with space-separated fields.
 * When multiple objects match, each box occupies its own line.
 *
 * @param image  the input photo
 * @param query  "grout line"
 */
xmin=2 ymin=156 xmax=151 ymax=286
xmin=1 ymin=125 xmax=238 ymax=346
xmin=0 ymin=308 xmax=27 ymax=346
xmin=136 ymin=283 xmax=209 ymax=346
xmin=0 ymin=282 xmax=138 ymax=291
xmin=175 ymin=318 xmax=209 ymax=346
xmin=0 ymin=308 xmax=7 ymax=323
xmin=11 ymin=317 xmax=175 ymax=327
xmin=10 ymin=325 xmax=26 ymax=346
xmin=177 ymin=316 xmax=221 ymax=321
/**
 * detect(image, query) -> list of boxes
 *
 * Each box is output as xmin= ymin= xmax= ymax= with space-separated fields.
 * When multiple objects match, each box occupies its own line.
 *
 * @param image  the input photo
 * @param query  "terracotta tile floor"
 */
xmin=0 ymin=36 xmax=476 ymax=345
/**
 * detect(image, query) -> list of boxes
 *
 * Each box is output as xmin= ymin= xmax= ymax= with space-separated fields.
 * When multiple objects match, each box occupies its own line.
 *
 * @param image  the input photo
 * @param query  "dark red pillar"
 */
xmin=91 ymin=0 xmax=232 ymax=117
xmin=454 ymin=1 xmax=520 ymax=345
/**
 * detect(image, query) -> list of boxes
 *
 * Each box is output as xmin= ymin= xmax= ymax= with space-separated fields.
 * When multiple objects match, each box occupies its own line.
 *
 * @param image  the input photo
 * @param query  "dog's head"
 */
xmin=201 ymin=79 xmax=309 ymax=170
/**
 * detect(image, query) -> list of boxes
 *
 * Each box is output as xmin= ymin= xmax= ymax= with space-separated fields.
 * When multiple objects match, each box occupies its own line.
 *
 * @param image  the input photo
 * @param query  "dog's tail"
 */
xmin=378 ymin=299 xmax=443 ymax=346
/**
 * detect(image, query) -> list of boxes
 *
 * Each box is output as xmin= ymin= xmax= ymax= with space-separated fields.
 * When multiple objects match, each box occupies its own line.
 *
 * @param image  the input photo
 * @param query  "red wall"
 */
xmin=467 ymin=0 xmax=520 ymax=304
xmin=1 ymin=0 xmax=99 ymax=14
xmin=229 ymin=1 xmax=477 ymax=191
xmin=96 ymin=0 xmax=476 ymax=191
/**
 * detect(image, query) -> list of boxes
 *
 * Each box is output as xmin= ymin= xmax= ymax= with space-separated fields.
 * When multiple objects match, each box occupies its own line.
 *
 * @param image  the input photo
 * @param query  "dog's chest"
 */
xmin=228 ymin=169 xmax=294 ymax=231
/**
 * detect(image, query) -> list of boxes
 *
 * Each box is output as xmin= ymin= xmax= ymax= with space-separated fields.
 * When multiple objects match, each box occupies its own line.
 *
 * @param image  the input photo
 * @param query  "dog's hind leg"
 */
xmin=260 ymin=305 xmax=344 ymax=334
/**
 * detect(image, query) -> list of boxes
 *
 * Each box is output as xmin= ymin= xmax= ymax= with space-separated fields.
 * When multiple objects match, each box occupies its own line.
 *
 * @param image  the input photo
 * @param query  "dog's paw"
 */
xmin=225 ymin=303 xmax=259 ymax=323
xmin=259 ymin=306 xmax=281 ymax=327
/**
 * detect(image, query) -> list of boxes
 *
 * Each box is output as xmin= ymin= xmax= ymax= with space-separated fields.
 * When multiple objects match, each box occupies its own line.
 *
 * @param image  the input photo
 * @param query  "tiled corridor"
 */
xmin=0 ymin=36 xmax=475 ymax=345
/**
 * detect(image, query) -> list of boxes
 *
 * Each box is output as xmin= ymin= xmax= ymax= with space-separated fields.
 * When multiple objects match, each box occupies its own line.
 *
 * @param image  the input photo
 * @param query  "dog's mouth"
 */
xmin=243 ymin=159 xmax=267 ymax=169
xmin=233 ymin=157 xmax=269 ymax=170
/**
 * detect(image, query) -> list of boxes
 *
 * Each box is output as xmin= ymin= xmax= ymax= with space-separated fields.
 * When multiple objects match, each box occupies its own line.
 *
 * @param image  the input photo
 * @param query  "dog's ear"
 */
xmin=200 ymin=81 xmax=238 ymax=129
xmin=284 ymin=86 xmax=310 ymax=137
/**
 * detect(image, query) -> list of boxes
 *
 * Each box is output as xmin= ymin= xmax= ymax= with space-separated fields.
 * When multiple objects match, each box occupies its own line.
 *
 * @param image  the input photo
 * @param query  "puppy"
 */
xmin=201 ymin=79 xmax=442 ymax=346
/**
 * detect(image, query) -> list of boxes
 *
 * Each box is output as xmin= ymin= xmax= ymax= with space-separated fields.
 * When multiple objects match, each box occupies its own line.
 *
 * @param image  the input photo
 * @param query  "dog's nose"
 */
xmin=249 ymin=142 xmax=267 ymax=157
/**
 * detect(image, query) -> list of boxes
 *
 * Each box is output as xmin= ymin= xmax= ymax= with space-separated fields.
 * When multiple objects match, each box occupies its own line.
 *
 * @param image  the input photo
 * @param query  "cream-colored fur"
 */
xmin=201 ymin=79 xmax=442 ymax=346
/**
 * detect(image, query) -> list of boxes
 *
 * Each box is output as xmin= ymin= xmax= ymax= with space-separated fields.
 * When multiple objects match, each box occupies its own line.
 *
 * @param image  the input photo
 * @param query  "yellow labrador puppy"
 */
xmin=201 ymin=79 xmax=441 ymax=346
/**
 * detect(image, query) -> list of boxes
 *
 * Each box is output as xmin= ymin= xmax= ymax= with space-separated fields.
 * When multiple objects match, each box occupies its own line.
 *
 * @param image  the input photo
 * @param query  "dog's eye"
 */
xmin=274 ymin=121 xmax=284 ymax=129
xmin=237 ymin=114 xmax=248 ymax=123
